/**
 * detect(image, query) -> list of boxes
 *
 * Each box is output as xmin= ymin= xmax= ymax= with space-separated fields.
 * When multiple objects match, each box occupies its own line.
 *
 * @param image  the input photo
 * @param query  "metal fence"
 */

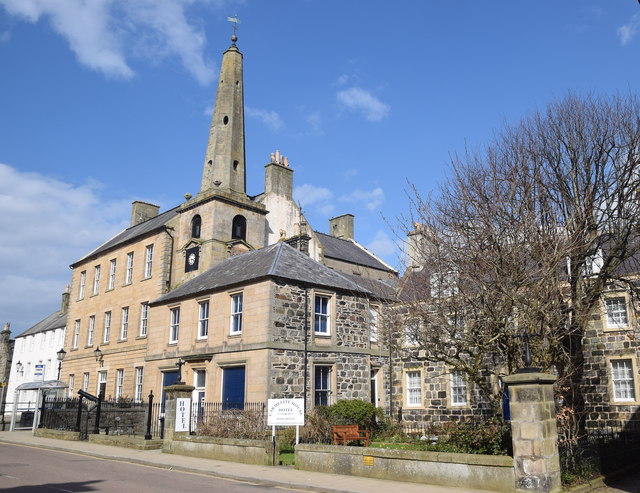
xmin=40 ymin=394 xmax=163 ymax=440
xmin=191 ymin=402 xmax=267 ymax=439
xmin=559 ymin=420 xmax=640 ymax=480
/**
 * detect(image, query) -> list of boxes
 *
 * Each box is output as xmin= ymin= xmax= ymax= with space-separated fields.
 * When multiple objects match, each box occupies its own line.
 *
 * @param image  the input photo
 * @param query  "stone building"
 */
xmin=148 ymin=242 xmax=394 ymax=410
xmin=394 ymin=226 xmax=640 ymax=430
xmin=3 ymin=289 xmax=68 ymax=417
xmin=52 ymin=33 xmax=397 ymax=405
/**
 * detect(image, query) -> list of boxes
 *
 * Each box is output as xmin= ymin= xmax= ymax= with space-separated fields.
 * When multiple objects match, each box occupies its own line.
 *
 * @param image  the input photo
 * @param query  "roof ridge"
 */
xmin=268 ymin=243 xmax=284 ymax=275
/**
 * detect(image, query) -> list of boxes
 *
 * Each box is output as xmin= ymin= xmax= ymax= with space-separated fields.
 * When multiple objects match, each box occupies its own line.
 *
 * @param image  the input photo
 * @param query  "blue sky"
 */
xmin=1 ymin=0 xmax=640 ymax=333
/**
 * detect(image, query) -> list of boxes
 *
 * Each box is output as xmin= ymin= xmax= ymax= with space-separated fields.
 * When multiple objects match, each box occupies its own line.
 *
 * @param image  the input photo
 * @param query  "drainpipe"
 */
xmin=303 ymin=287 xmax=309 ymax=411
xmin=163 ymin=227 xmax=175 ymax=292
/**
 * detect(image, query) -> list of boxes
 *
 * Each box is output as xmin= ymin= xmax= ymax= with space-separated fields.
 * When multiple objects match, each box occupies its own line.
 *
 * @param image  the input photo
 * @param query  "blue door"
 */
xmin=161 ymin=371 xmax=180 ymax=412
xmin=222 ymin=366 xmax=245 ymax=409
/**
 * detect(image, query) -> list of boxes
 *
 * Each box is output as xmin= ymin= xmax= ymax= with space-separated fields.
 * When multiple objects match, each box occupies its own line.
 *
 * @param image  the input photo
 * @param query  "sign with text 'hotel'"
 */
xmin=267 ymin=399 xmax=305 ymax=426
xmin=175 ymin=398 xmax=191 ymax=432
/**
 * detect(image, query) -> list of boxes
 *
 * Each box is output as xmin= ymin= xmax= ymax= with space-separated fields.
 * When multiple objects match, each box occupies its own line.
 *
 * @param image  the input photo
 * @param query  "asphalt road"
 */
xmin=0 ymin=443 xmax=304 ymax=492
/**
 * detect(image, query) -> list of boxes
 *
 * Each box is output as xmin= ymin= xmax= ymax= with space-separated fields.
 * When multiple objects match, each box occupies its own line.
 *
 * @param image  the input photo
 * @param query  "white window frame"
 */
xmin=103 ymin=311 xmax=111 ymax=343
xmin=406 ymin=370 xmax=422 ymax=407
xmin=230 ymin=293 xmax=243 ymax=335
xmin=92 ymin=265 xmax=100 ymax=295
xmin=610 ymin=358 xmax=637 ymax=403
xmin=115 ymin=369 xmax=124 ymax=401
xmin=314 ymin=294 xmax=330 ymax=335
xmin=108 ymin=259 xmax=116 ymax=290
xmin=314 ymin=365 xmax=332 ymax=407
xmin=605 ymin=297 xmax=629 ymax=329
xmin=69 ymin=374 xmax=75 ymax=398
xmin=120 ymin=307 xmax=129 ymax=340
xmin=39 ymin=333 xmax=45 ymax=349
xmin=87 ymin=315 xmax=95 ymax=347
xmin=198 ymin=301 xmax=209 ymax=339
xmin=79 ymin=271 xmax=86 ymax=299
xmin=170 ymin=307 xmax=180 ymax=343
xmin=144 ymin=244 xmax=154 ymax=278
xmin=139 ymin=303 xmax=149 ymax=337
xmin=125 ymin=252 xmax=134 ymax=284
xmin=134 ymin=367 xmax=144 ymax=403
xmin=450 ymin=370 xmax=468 ymax=406
xmin=72 ymin=320 xmax=80 ymax=349
xmin=97 ymin=370 xmax=107 ymax=396
xmin=82 ymin=372 xmax=90 ymax=392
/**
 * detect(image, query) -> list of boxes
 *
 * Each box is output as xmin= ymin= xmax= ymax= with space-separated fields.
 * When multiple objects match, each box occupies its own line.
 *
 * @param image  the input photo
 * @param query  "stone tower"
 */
xmin=200 ymin=34 xmax=246 ymax=196
xmin=174 ymin=33 xmax=267 ymax=283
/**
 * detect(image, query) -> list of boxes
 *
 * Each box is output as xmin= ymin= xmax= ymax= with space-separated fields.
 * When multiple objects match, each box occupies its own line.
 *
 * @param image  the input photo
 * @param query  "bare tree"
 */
xmin=400 ymin=93 xmax=640 ymax=416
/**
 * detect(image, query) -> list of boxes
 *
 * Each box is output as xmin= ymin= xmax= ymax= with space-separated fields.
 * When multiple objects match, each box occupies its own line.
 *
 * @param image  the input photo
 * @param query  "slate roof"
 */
xmin=71 ymin=207 xmax=179 ymax=267
xmin=152 ymin=242 xmax=372 ymax=305
xmin=341 ymin=273 xmax=398 ymax=301
xmin=17 ymin=310 xmax=67 ymax=338
xmin=315 ymin=231 xmax=396 ymax=273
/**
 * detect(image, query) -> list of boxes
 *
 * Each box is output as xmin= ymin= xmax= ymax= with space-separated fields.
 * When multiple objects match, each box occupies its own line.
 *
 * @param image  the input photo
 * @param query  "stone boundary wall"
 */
xmin=89 ymin=434 xmax=162 ymax=450
xmin=295 ymin=444 xmax=515 ymax=493
xmin=165 ymin=435 xmax=276 ymax=466
xmin=34 ymin=428 xmax=81 ymax=441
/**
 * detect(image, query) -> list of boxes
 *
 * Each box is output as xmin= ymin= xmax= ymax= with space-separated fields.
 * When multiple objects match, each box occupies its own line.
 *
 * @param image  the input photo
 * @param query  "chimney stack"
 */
xmin=131 ymin=201 xmax=160 ymax=227
xmin=329 ymin=214 xmax=354 ymax=240
xmin=264 ymin=150 xmax=293 ymax=199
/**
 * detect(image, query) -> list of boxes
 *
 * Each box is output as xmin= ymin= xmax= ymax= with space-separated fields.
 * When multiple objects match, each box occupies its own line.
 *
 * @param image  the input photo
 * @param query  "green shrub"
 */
xmin=326 ymin=399 xmax=382 ymax=430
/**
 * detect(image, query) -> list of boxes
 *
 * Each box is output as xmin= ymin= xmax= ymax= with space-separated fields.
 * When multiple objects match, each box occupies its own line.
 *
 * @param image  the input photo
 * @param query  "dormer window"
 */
xmin=232 ymin=215 xmax=246 ymax=241
xmin=191 ymin=215 xmax=202 ymax=239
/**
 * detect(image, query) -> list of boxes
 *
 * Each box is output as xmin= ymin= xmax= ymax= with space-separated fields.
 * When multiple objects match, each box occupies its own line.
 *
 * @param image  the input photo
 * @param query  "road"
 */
xmin=0 ymin=442 xmax=304 ymax=492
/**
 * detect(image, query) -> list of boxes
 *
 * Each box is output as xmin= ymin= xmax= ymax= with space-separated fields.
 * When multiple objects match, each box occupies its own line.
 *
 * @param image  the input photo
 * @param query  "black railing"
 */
xmin=559 ymin=420 xmax=640 ymax=481
xmin=193 ymin=402 xmax=267 ymax=439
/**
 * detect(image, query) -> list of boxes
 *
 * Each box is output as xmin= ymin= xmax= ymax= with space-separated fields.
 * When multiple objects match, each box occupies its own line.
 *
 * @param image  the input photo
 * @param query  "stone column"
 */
xmin=502 ymin=372 xmax=560 ymax=493
xmin=162 ymin=383 xmax=195 ymax=452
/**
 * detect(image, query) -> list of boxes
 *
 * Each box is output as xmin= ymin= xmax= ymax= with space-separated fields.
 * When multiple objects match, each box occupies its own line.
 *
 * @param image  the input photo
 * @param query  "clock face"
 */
xmin=188 ymin=252 xmax=196 ymax=265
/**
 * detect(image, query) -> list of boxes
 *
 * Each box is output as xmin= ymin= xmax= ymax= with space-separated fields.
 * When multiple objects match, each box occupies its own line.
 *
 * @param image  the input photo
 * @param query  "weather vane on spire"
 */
xmin=227 ymin=15 xmax=240 ymax=42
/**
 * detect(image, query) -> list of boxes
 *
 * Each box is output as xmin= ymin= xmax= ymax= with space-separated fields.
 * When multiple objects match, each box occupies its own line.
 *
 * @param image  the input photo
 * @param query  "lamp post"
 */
xmin=56 ymin=348 xmax=66 ymax=380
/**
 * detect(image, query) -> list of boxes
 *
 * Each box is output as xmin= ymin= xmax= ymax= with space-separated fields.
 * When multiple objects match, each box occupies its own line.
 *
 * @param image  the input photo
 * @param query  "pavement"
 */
xmin=0 ymin=431 xmax=638 ymax=493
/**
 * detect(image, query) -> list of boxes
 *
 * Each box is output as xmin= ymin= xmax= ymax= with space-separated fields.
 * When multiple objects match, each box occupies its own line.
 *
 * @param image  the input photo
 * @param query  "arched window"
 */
xmin=191 ymin=215 xmax=202 ymax=239
xmin=232 ymin=215 xmax=246 ymax=241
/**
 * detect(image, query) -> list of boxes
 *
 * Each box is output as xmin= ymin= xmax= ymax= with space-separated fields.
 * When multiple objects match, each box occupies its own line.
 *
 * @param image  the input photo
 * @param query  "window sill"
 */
xmin=196 ymin=337 xmax=208 ymax=342
xmin=314 ymin=332 xmax=331 ymax=338
xmin=228 ymin=332 xmax=242 ymax=338
xmin=611 ymin=400 xmax=640 ymax=406
xmin=117 ymin=339 xmax=128 ymax=343
xmin=105 ymin=287 xmax=114 ymax=293
xmin=168 ymin=341 xmax=178 ymax=345
xmin=122 ymin=282 xmax=132 ymax=287
xmin=136 ymin=335 xmax=147 ymax=340
xmin=101 ymin=342 xmax=110 ymax=346
xmin=141 ymin=276 xmax=152 ymax=282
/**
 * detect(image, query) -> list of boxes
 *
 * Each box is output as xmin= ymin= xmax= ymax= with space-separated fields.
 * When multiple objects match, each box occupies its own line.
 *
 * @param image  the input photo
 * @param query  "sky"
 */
xmin=1 ymin=0 xmax=640 ymax=334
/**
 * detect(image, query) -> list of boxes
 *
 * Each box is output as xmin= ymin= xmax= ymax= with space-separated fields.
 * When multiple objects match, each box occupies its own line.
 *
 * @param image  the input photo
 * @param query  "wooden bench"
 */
xmin=332 ymin=425 xmax=370 ymax=447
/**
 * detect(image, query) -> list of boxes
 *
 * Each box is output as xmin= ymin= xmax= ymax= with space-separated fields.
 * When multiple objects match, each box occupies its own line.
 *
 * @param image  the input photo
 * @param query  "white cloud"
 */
xmin=0 ymin=163 xmax=131 ymax=332
xmin=340 ymin=187 xmax=385 ymax=211
xmin=293 ymin=183 xmax=335 ymax=216
xmin=245 ymin=106 xmax=284 ymax=132
xmin=0 ymin=0 xmax=220 ymax=84
xmin=366 ymin=230 xmax=397 ymax=258
xmin=336 ymin=87 xmax=390 ymax=122
xmin=618 ymin=12 xmax=640 ymax=46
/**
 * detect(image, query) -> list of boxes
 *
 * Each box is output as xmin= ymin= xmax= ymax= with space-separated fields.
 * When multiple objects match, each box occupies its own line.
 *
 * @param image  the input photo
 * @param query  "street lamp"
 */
xmin=56 ymin=348 xmax=66 ymax=380
xmin=93 ymin=346 xmax=104 ymax=367
xmin=16 ymin=361 xmax=23 ymax=376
